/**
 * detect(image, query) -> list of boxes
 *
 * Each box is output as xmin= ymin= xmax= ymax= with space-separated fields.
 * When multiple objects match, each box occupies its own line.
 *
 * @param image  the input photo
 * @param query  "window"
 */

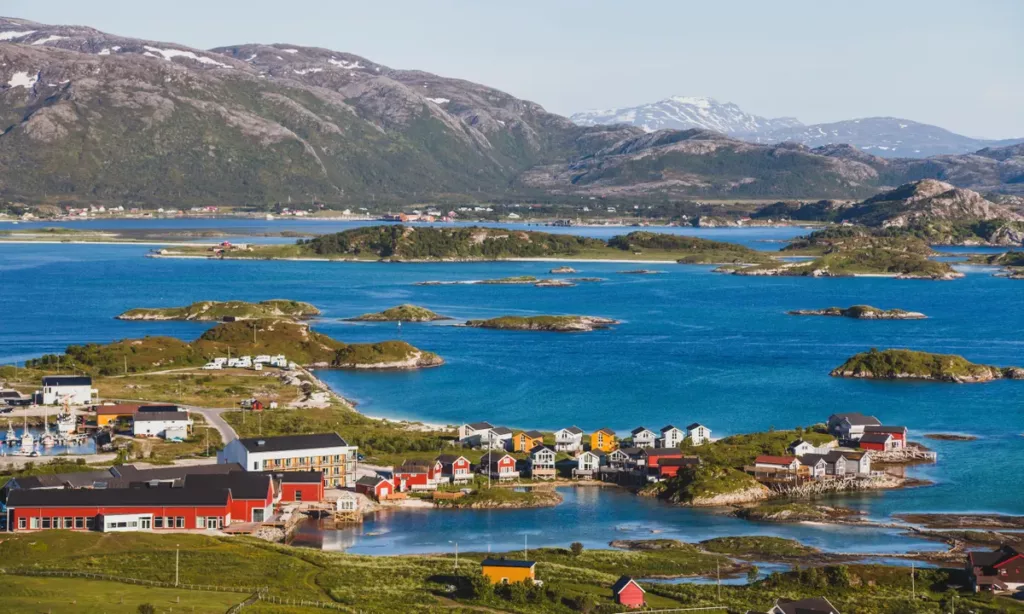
xmin=41 ymin=517 xmax=51 ymax=529
xmin=64 ymin=517 xmax=73 ymax=529
xmin=75 ymin=517 xmax=84 ymax=529
xmin=197 ymin=516 xmax=206 ymax=529
xmin=52 ymin=516 xmax=59 ymax=528
xmin=294 ymin=491 xmax=303 ymax=502
xmin=85 ymin=517 xmax=95 ymax=530
xmin=21 ymin=518 xmax=29 ymax=530
xmin=175 ymin=516 xmax=185 ymax=528
xmin=285 ymin=458 xmax=292 ymax=467
xmin=253 ymin=461 xmax=259 ymax=470
xmin=154 ymin=516 xmax=164 ymax=529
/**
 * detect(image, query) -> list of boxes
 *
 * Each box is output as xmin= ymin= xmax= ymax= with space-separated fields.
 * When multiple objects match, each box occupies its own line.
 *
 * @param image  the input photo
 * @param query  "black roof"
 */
xmin=134 ymin=411 xmax=190 ymax=422
xmin=660 ymin=457 xmax=701 ymax=467
xmin=436 ymin=454 xmax=468 ymax=464
xmin=520 ymin=430 xmax=544 ymax=438
xmin=7 ymin=484 xmax=231 ymax=508
xmin=466 ymin=421 xmax=493 ymax=430
xmin=185 ymin=473 xmax=272 ymax=500
xmin=259 ymin=470 xmax=322 ymax=484
xmin=686 ymin=423 xmax=705 ymax=430
xmin=41 ymin=375 xmax=92 ymax=386
xmin=111 ymin=463 xmax=242 ymax=481
xmin=137 ymin=404 xmax=181 ymax=413
xmin=859 ymin=433 xmax=893 ymax=444
xmin=630 ymin=427 xmax=653 ymax=435
xmin=660 ymin=424 xmax=679 ymax=432
xmin=238 ymin=433 xmax=348 ymax=453
xmin=560 ymin=426 xmax=583 ymax=435
xmin=356 ymin=475 xmax=387 ymax=487
xmin=864 ymin=425 xmax=907 ymax=433
xmin=612 ymin=575 xmax=645 ymax=594
xmin=481 ymin=558 xmax=535 ymax=569
xmin=831 ymin=413 xmax=880 ymax=426
xmin=773 ymin=597 xmax=840 ymax=614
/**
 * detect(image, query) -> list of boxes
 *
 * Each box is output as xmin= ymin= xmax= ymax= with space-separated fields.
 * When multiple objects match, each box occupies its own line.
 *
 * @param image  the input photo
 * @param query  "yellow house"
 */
xmin=590 ymin=428 xmax=617 ymax=453
xmin=95 ymin=404 xmax=139 ymax=427
xmin=481 ymin=559 xmax=536 ymax=584
xmin=513 ymin=430 xmax=545 ymax=453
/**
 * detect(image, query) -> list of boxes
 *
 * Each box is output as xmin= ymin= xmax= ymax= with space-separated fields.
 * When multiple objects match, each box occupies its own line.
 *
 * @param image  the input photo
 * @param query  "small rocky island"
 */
xmin=550 ymin=266 xmax=577 ymax=274
xmin=464 ymin=315 xmax=619 ymax=332
xmin=788 ymin=305 xmax=927 ymax=320
xmin=344 ymin=304 xmax=451 ymax=322
xmin=619 ymin=269 xmax=664 ymax=275
xmin=831 ymin=349 xmax=1023 ymax=383
xmin=117 ymin=300 xmax=320 ymax=321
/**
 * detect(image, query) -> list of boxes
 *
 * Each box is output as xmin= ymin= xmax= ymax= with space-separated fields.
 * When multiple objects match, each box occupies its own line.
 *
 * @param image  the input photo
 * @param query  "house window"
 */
xmin=23 ymin=518 xmax=31 ymax=530
xmin=64 ymin=517 xmax=73 ymax=529
xmin=41 ymin=517 xmax=51 ymax=529
xmin=52 ymin=516 xmax=59 ymax=528
xmin=197 ymin=516 xmax=206 ymax=528
xmin=253 ymin=461 xmax=259 ymax=470
xmin=140 ymin=517 xmax=151 ymax=529
xmin=285 ymin=458 xmax=292 ymax=467
xmin=154 ymin=516 xmax=164 ymax=529
xmin=75 ymin=517 xmax=84 ymax=529
xmin=294 ymin=491 xmax=303 ymax=502
xmin=85 ymin=517 xmax=95 ymax=530
xmin=175 ymin=517 xmax=185 ymax=528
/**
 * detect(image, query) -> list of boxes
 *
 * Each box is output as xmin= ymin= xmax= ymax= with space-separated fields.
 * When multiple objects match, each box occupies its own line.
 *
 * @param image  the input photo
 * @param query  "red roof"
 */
xmin=644 ymin=449 xmax=684 ymax=457
xmin=754 ymin=455 xmax=797 ymax=466
xmin=95 ymin=404 xmax=140 ymax=415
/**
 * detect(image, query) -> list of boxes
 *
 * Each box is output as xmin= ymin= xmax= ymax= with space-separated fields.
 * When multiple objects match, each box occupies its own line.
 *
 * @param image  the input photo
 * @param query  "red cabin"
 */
xmin=642 ymin=448 xmax=683 ymax=470
xmin=393 ymin=460 xmax=442 ymax=492
xmin=612 ymin=576 xmax=645 ymax=609
xmin=276 ymin=471 xmax=324 ymax=503
xmin=355 ymin=475 xmax=392 ymax=501
xmin=436 ymin=454 xmax=472 ymax=484
xmin=657 ymin=457 xmax=701 ymax=479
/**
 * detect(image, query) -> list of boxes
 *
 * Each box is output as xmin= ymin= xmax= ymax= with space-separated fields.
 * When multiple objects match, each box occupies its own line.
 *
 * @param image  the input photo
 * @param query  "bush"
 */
xmin=570 ymin=542 xmax=584 ymax=557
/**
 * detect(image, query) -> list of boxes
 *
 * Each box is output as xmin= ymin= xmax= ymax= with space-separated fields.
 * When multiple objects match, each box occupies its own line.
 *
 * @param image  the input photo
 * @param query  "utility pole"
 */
xmin=524 ymin=534 xmax=528 ymax=560
xmin=716 ymin=561 xmax=721 ymax=601
xmin=175 ymin=544 xmax=180 ymax=586
xmin=124 ymin=355 xmax=127 ymax=375
xmin=911 ymin=562 xmax=916 ymax=600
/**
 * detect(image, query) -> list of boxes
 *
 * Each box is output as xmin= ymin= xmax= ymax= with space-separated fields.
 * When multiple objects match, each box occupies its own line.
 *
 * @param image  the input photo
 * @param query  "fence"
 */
xmin=3 ymin=568 xmax=263 ymax=595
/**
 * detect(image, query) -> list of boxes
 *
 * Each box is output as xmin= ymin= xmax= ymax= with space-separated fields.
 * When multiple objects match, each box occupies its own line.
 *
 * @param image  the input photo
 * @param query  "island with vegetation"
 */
xmin=550 ymin=266 xmax=577 ymax=273
xmin=923 ymin=433 xmax=978 ymax=442
xmin=116 ymin=299 xmax=321 ymax=321
xmin=831 ymin=349 xmax=1023 ymax=383
xmin=26 ymin=319 xmax=443 ymax=373
xmin=787 ymin=305 xmax=927 ymax=320
xmin=464 ymin=315 xmax=619 ymax=332
xmin=734 ymin=501 xmax=864 ymax=524
xmin=975 ymin=251 xmax=1024 ymax=278
xmin=643 ymin=464 xmax=771 ymax=506
xmin=344 ymin=304 xmax=451 ymax=322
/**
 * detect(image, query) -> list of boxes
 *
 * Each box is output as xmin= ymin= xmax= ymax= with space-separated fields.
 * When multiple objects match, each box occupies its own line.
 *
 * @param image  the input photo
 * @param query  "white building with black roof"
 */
xmin=37 ymin=375 xmax=97 ymax=405
xmin=218 ymin=433 xmax=357 ymax=488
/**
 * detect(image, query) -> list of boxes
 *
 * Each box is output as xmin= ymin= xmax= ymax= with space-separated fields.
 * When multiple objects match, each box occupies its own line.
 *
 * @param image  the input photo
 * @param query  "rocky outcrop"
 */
xmin=117 ymin=300 xmax=320 ymax=321
xmin=550 ymin=266 xmax=577 ymax=274
xmin=687 ymin=485 xmax=771 ymax=507
xmin=344 ymin=304 xmax=450 ymax=322
xmin=734 ymin=503 xmax=862 ymax=523
xmin=839 ymin=180 xmax=1023 ymax=228
xmin=332 ymin=350 xmax=444 ymax=370
xmin=831 ymin=349 xmax=1019 ymax=383
xmin=788 ymin=305 xmax=926 ymax=319
xmin=464 ymin=315 xmax=619 ymax=332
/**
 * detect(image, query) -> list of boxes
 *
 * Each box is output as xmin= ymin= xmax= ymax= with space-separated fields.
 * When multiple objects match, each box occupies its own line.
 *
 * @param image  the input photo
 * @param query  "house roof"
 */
xmin=630 ymin=427 xmax=652 ymax=435
xmin=686 ymin=423 xmax=706 ymax=430
xmin=466 ymin=421 xmax=493 ymax=430
xmin=864 ymin=425 xmax=907 ymax=434
xmin=659 ymin=457 xmax=701 ymax=467
xmin=755 ymin=455 xmax=797 ymax=466
xmin=238 ymin=433 xmax=349 ymax=453
xmin=529 ymin=444 xmax=554 ymax=455
xmin=643 ymin=448 xmax=684 ymax=458
xmin=593 ymin=428 xmax=615 ymax=436
xmin=771 ymin=596 xmax=840 ymax=614
xmin=137 ymin=404 xmax=182 ymax=413
xmin=560 ymin=426 xmax=584 ymax=435
xmin=616 ymin=447 xmax=644 ymax=457
xmin=111 ymin=463 xmax=242 ymax=482
xmin=41 ymin=375 xmax=92 ymax=386
xmin=659 ymin=425 xmax=680 ymax=433
xmin=859 ymin=433 xmax=893 ymax=444
xmin=612 ymin=575 xmax=646 ymax=594
xmin=6 ymin=483 xmax=231 ymax=508
xmin=95 ymin=404 xmax=140 ymax=415
xmin=519 ymin=430 xmax=544 ymax=438
xmin=490 ymin=426 xmax=513 ymax=436
xmin=186 ymin=473 xmax=272 ymax=500
xmin=479 ymin=451 xmax=512 ymax=463
xmin=788 ymin=439 xmax=809 ymax=448
xmin=799 ymin=451 xmax=863 ymax=466
xmin=356 ymin=475 xmax=387 ymax=487
xmin=834 ymin=413 xmax=881 ymax=426
xmin=134 ymin=411 xmax=190 ymax=423
xmin=481 ymin=558 xmax=535 ymax=569
xmin=969 ymin=546 xmax=1020 ymax=568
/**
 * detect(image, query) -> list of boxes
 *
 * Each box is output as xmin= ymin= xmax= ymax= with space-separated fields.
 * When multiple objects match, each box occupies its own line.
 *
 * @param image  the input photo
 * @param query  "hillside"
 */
xmin=24 ymin=319 xmax=442 ymax=374
xmin=344 ymin=304 xmax=450 ymax=322
xmin=570 ymin=96 xmax=801 ymax=136
xmin=117 ymin=300 xmax=320 ymax=321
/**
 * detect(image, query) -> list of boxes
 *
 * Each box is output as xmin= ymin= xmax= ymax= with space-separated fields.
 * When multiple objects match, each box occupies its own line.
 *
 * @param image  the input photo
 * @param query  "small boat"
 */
xmin=4 ymin=421 xmax=15 ymax=446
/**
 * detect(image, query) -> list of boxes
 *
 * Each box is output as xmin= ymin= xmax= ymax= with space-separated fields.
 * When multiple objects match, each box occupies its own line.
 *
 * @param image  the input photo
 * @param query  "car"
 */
xmin=0 ymin=407 xmax=13 ymax=414
xmin=202 ymin=362 xmax=223 ymax=370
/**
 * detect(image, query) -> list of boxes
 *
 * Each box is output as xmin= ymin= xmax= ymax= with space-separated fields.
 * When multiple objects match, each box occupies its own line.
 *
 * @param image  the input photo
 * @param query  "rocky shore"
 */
xmin=344 ymin=304 xmax=451 ymax=322
xmin=116 ymin=299 xmax=321 ymax=321
xmin=831 ymin=348 xmax=1023 ymax=383
xmin=733 ymin=502 xmax=864 ymax=524
xmin=788 ymin=305 xmax=926 ymax=319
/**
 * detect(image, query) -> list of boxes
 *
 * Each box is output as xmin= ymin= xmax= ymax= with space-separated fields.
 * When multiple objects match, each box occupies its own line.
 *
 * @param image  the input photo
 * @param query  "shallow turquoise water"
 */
xmin=0 ymin=233 xmax=1021 ymax=553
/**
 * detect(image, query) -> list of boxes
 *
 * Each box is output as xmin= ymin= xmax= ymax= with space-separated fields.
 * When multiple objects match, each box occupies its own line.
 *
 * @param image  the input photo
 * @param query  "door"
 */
xmin=252 ymin=508 xmax=265 ymax=523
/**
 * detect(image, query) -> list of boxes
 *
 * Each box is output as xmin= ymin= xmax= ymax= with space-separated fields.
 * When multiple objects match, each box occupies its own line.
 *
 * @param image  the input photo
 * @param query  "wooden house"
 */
xmin=686 ymin=423 xmax=711 ymax=445
xmin=513 ymin=430 xmax=545 ymax=453
xmin=629 ymin=427 xmax=657 ymax=449
xmin=611 ymin=576 xmax=646 ymax=609
xmin=554 ymin=426 xmax=584 ymax=453
xmin=658 ymin=425 xmax=685 ymax=448
xmin=590 ymin=428 xmax=617 ymax=453
xmin=481 ymin=559 xmax=536 ymax=584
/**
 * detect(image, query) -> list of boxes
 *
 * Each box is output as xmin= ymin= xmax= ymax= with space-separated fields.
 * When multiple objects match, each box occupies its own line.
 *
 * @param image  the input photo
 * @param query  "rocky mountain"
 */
xmin=0 ymin=17 xmax=636 ymax=206
xmin=570 ymin=96 xmax=801 ymax=136
xmin=837 ymin=179 xmax=1022 ymax=228
xmin=572 ymin=98 xmax=1023 ymax=159
xmin=2 ymin=17 xmax=1023 ymax=207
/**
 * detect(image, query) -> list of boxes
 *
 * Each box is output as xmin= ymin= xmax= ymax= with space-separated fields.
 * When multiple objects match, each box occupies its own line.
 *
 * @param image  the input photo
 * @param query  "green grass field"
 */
xmin=0 ymin=575 xmax=245 ymax=614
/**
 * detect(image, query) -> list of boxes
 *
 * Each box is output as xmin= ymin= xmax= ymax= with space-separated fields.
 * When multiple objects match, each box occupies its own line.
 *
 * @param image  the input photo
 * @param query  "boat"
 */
xmin=19 ymin=415 xmax=34 ymax=453
xmin=57 ymin=397 xmax=76 ymax=435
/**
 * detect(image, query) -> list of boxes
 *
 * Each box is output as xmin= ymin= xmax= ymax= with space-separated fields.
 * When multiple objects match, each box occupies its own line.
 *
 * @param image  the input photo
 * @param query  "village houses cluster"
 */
xmin=202 ymin=353 xmax=293 ymax=371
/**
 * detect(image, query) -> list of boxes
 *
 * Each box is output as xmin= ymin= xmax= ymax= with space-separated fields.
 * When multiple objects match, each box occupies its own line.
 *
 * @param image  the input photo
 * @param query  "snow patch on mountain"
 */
xmin=143 ymin=46 xmax=230 ymax=68
xmin=571 ymin=96 xmax=801 ymax=136
xmin=31 ymin=35 xmax=67 ymax=45
xmin=426 ymin=97 xmax=450 ymax=104
xmin=7 ymin=70 xmax=38 ymax=89
xmin=0 ymin=30 xmax=35 ymax=41
xmin=328 ymin=58 xmax=362 ymax=70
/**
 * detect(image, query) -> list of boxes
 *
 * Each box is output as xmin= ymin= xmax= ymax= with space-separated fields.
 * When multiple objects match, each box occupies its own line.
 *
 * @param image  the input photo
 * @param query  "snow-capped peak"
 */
xmin=570 ymin=96 xmax=802 ymax=136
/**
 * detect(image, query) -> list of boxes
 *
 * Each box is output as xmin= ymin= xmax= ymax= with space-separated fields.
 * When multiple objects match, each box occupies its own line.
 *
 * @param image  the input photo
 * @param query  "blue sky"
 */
xmin=8 ymin=0 xmax=1023 ymax=137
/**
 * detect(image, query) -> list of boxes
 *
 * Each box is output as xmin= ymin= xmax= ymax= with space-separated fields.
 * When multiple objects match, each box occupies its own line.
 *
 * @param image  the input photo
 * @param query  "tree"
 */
xmin=826 ymin=564 xmax=851 ymax=589
xmin=137 ymin=605 xmax=156 ymax=614
xmin=571 ymin=594 xmax=597 ymax=613
xmin=746 ymin=565 xmax=760 ymax=583
xmin=570 ymin=542 xmax=584 ymax=557
xmin=467 ymin=572 xmax=492 ymax=599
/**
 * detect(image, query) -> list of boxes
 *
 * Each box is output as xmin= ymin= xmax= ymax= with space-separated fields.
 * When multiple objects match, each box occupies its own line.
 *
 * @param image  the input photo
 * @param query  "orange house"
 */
xmin=513 ymin=430 xmax=545 ymax=453
xmin=481 ymin=559 xmax=536 ymax=584
xmin=95 ymin=404 xmax=139 ymax=427
xmin=590 ymin=428 xmax=617 ymax=453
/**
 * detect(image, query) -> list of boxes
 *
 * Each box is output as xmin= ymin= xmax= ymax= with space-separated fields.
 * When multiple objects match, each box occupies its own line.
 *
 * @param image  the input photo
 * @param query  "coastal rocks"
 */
xmin=923 ymin=433 xmax=978 ymax=441
xmin=415 ymin=276 xmax=537 ymax=286
xmin=464 ymin=315 xmax=619 ymax=332
xmin=534 ymin=279 xmax=575 ymax=287
xmin=894 ymin=513 xmax=1024 ymax=530
xmin=687 ymin=485 xmax=771 ymax=507
xmin=733 ymin=502 xmax=863 ymax=524
xmin=117 ymin=299 xmax=321 ymax=321
xmin=619 ymin=269 xmax=664 ymax=275
xmin=787 ymin=305 xmax=927 ymax=319
xmin=332 ymin=348 xmax=444 ymax=370
xmin=550 ymin=266 xmax=577 ymax=274
xmin=864 ymin=446 xmax=938 ymax=464
xmin=344 ymin=304 xmax=451 ymax=322
xmin=609 ymin=539 xmax=686 ymax=550
xmin=830 ymin=349 xmax=1020 ymax=383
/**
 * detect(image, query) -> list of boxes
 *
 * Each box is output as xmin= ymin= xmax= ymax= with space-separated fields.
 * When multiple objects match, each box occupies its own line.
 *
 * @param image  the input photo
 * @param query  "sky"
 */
xmin=7 ymin=0 xmax=1024 ymax=137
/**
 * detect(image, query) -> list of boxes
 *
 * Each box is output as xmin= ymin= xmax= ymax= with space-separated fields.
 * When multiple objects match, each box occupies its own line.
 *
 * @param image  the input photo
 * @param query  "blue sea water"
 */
xmin=0 ymin=228 xmax=1021 ymax=554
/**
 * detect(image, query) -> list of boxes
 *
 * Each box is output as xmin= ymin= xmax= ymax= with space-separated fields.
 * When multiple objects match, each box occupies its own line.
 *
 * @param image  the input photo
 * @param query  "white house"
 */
xmin=686 ymin=423 xmax=711 ymax=446
xmin=38 ymin=375 xmax=97 ymax=405
xmin=753 ymin=455 xmax=800 ymax=472
xmin=787 ymin=439 xmax=818 ymax=456
xmin=218 ymin=433 xmax=358 ymax=488
xmin=799 ymin=451 xmax=871 ymax=477
xmin=554 ymin=426 xmax=584 ymax=453
xmin=132 ymin=411 xmax=193 ymax=439
xmin=458 ymin=421 xmax=494 ymax=443
xmin=630 ymin=427 xmax=658 ymax=449
xmin=573 ymin=451 xmax=605 ymax=479
xmin=658 ymin=425 xmax=685 ymax=448
xmin=528 ymin=445 xmax=557 ymax=480
xmin=827 ymin=413 xmax=881 ymax=441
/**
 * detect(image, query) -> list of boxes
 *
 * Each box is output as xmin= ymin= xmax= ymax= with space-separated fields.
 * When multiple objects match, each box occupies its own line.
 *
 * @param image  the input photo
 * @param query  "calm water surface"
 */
xmin=0 ymin=228 xmax=1021 ymax=554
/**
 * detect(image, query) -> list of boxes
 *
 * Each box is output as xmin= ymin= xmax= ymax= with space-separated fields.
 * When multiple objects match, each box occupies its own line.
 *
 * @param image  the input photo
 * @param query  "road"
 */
xmin=185 ymin=406 xmax=238 ymax=444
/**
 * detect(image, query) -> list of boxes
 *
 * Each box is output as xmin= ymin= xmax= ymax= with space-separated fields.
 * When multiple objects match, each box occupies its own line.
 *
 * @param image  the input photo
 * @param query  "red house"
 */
xmin=968 ymin=546 xmax=1024 ymax=592
xmin=642 ymin=448 xmax=683 ymax=471
xmin=6 ymin=484 xmax=234 ymax=531
xmin=436 ymin=454 xmax=472 ymax=484
xmin=393 ymin=460 xmax=442 ymax=492
xmin=858 ymin=433 xmax=897 ymax=451
xmin=657 ymin=456 xmax=701 ymax=479
xmin=266 ymin=471 xmax=324 ymax=503
xmin=612 ymin=576 xmax=645 ymax=609
xmin=355 ymin=475 xmax=392 ymax=501
xmin=187 ymin=473 xmax=275 ymax=524
xmin=863 ymin=425 xmax=907 ymax=449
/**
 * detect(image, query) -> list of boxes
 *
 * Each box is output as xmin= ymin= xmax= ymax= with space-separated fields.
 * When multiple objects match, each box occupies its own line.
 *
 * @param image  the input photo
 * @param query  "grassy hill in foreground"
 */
xmin=25 ymin=319 xmax=441 ymax=375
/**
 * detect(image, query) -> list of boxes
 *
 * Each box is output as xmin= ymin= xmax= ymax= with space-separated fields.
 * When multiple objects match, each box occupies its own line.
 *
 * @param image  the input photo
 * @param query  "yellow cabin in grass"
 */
xmin=513 ymin=430 xmax=545 ymax=453
xmin=590 ymin=428 xmax=617 ymax=453
xmin=481 ymin=559 xmax=536 ymax=584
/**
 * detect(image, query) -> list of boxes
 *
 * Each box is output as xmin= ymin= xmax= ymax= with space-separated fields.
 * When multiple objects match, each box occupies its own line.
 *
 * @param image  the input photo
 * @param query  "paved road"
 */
xmin=184 ymin=406 xmax=237 ymax=445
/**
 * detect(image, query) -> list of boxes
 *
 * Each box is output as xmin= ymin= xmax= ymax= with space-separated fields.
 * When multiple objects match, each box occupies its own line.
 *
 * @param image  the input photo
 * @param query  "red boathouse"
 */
xmin=612 ymin=576 xmax=645 ymax=609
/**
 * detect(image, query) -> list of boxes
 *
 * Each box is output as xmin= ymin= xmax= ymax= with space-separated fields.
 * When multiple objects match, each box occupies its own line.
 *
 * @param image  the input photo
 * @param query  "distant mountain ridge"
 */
xmin=571 ymin=97 xmax=1024 ymax=159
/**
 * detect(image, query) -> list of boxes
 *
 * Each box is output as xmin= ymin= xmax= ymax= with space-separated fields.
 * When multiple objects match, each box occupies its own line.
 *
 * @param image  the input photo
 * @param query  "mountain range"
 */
xmin=1 ymin=17 xmax=1023 ymax=207
xmin=570 ymin=97 xmax=1024 ymax=159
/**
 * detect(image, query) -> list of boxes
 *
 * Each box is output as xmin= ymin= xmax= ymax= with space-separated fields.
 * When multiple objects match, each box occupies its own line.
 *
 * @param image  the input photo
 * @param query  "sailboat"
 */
xmin=40 ymin=412 xmax=56 ymax=448
xmin=57 ymin=395 xmax=76 ymax=435
xmin=4 ymin=420 xmax=15 ymax=446
xmin=19 ymin=415 xmax=35 ymax=453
